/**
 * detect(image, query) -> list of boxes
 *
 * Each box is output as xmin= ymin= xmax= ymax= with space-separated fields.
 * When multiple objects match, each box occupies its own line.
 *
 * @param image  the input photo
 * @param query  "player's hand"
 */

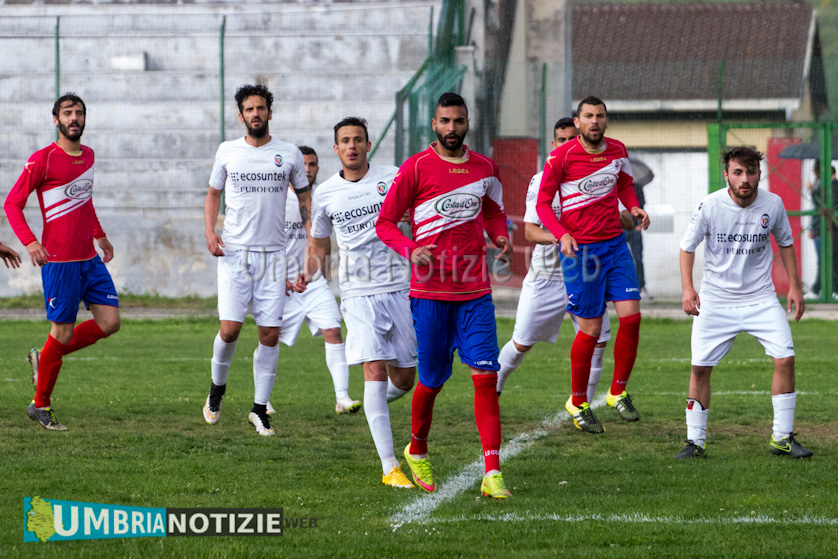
xmin=0 ymin=244 xmax=22 ymax=269
xmin=293 ymin=272 xmax=312 ymax=293
xmin=494 ymin=236 xmax=512 ymax=263
xmin=205 ymin=231 xmax=225 ymax=257
xmin=631 ymin=207 xmax=650 ymax=230
xmin=26 ymin=241 xmax=49 ymax=267
xmin=682 ymin=287 xmax=700 ymax=316
xmin=787 ymin=285 xmax=805 ymax=321
xmin=410 ymin=244 xmax=437 ymax=266
xmin=559 ymin=234 xmax=578 ymax=257
xmin=97 ymin=237 xmax=114 ymax=263
xmin=399 ymin=210 xmax=411 ymax=224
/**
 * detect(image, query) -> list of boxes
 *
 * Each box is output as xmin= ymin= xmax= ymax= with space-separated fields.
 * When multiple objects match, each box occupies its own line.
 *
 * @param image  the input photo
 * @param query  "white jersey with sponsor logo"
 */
xmin=209 ymin=136 xmax=308 ymax=251
xmin=312 ymin=164 xmax=410 ymax=299
xmin=680 ymin=188 xmax=793 ymax=307
xmin=284 ymin=186 xmax=312 ymax=281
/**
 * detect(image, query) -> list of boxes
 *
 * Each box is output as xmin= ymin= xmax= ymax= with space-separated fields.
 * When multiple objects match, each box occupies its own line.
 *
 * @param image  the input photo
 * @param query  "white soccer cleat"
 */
xmin=266 ymin=400 xmax=276 ymax=415
xmin=248 ymin=411 xmax=275 ymax=436
xmin=335 ymin=396 xmax=362 ymax=414
xmin=203 ymin=395 xmax=221 ymax=424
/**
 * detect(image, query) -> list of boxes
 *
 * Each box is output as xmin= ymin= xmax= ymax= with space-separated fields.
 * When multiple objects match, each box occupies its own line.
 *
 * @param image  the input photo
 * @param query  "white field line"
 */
xmin=419 ymin=512 xmax=838 ymax=526
xmin=389 ymin=395 xmax=608 ymax=527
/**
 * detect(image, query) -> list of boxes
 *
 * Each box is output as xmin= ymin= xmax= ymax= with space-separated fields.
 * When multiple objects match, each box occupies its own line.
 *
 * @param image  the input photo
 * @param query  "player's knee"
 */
xmin=690 ymin=365 xmax=713 ymax=381
xmin=219 ymin=330 xmax=240 ymax=343
xmin=775 ymin=356 xmax=795 ymax=373
xmin=394 ymin=373 xmax=415 ymax=392
xmin=260 ymin=333 xmax=280 ymax=347
xmin=101 ymin=316 xmax=120 ymax=336
xmin=513 ymin=341 xmax=532 ymax=353
xmin=321 ymin=328 xmax=343 ymax=344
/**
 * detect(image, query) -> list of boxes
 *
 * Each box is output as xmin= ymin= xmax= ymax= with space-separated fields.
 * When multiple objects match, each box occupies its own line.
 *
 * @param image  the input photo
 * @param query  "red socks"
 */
xmin=409 ymin=382 xmax=442 ymax=455
xmin=571 ymin=331 xmax=599 ymax=407
xmin=34 ymin=335 xmax=68 ymax=408
xmin=611 ymin=312 xmax=641 ymax=396
xmin=64 ymin=320 xmax=108 ymax=355
xmin=473 ymin=373 xmax=501 ymax=473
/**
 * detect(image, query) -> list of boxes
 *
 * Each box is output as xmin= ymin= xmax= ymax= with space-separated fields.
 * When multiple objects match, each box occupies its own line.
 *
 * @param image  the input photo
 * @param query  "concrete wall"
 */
xmin=0 ymin=1 xmax=439 ymax=296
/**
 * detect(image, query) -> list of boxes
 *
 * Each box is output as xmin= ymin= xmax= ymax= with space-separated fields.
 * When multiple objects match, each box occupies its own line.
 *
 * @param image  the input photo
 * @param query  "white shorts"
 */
xmin=512 ymin=277 xmax=610 ymax=346
xmin=217 ymin=249 xmax=287 ymax=327
xmin=340 ymin=290 xmax=417 ymax=368
xmin=279 ymin=276 xmax=342 ymax=347
xmin=691 ymin=299 xmax=795 ymax=366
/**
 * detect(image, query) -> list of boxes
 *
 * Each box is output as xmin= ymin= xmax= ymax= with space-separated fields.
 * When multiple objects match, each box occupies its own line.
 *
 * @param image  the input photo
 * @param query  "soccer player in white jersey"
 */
xmin=203 ymin=84 xmax=311 ymax=436
xmin=281 ymin=146 xmax=361 ymax=414
xmin=678 ymin=146 xmax=811 ymax=459
xmin=497 ymin=118 xmax=629 ymax=406
xmin=306 ymin=117 xmax=416 ymax=488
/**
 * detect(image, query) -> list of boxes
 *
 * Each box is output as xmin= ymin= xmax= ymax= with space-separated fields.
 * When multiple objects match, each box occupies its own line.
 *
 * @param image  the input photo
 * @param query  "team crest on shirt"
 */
xmin=377 ymin=182 xmax=388 ymax=196
xmin=526 ymin=191 xmax=535 ymax=201
xmin=274 ymin=155 xmax=283 ymax=167
xmin=760 ymin=214 xmax=769 ymax=229
xmin=65 ymin=179 xmax=93 ymax=200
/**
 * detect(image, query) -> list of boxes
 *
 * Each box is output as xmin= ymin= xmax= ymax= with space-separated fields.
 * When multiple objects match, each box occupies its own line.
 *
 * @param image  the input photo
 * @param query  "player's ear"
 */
xmin=267 ymin=109 xmax=272 ymax=121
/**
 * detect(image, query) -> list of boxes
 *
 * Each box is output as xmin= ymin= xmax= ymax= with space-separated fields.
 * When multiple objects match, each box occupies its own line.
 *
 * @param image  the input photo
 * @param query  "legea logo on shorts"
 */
xmin=65 ymin=180 xmax=92 ymax=200
xmin=578 ymin=173 xmax=617 ymax=196
xmin=434 ymin=193 xmax=481 ymax=219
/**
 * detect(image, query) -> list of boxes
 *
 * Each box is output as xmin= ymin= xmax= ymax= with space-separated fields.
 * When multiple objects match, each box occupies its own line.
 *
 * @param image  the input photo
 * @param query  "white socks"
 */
xmin=685 ymin=399 xmax=708 ymax=447
xmin=325 ymin=342 xmax=350 ymax=401
xmin=252 ymin=343 xmax=279 ymax=406
xmin=386 ymin=377 xmax=408 ymax=403
xmin=772 ymin=392 xmax=797 ymax=440
xmin=497 ymin=341 xmax=526 ymax=393
xmin=211 ymin=332 xmax=237 ymax=386
xmin=587 ymin=346 xmax=605 ymax=401
xmin=364 ymin=381 xmax=398 ymax=474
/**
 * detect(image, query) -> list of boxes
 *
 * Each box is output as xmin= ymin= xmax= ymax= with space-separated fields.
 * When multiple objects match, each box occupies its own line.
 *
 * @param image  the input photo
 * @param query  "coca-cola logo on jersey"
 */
xmin=65 ymin=179 xmax=93 ymax=200
xmin=578 ymin=173 xmax=617 ymax=196
xmin=434 ymin=193 xmax=481 ymax=218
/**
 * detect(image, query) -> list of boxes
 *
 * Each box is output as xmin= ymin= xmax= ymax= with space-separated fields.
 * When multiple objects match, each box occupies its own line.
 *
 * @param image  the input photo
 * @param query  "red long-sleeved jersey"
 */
xmin=5 ymin=143 xmax=105 ymax=262
xmin=536 ymin=136 xmax=638 ymax=244
xmin=376 ymin=144 xmax=508 ymax=301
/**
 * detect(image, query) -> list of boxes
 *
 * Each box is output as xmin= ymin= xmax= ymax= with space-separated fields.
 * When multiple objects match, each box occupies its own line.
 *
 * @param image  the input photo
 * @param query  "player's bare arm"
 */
xmin=559 ymin=233 xmax=578 ymax=257
xmin=778 ymin=244 xmax=805 ymax=321
xmin=97 ymin=237 xmax=114 ymax=264
xmin=203 ymin=186 xmax=225 ymax=257
xmin=680 ymin=249 xmax=700 ymax=316
xmin=26 ymin=241 xmax=50 ymax=267
xmin=630 ymin=206 xmax=650 ymax=230
xmin=0 ymin=243 xmax=22 ymax=268
xmin=524 ymin=222 xmax=557 ymax=245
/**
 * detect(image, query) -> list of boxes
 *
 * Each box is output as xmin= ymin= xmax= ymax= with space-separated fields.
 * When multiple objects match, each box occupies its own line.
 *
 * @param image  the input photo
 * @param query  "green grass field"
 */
xmin=1 ymin=316 xmax=836 ymax=558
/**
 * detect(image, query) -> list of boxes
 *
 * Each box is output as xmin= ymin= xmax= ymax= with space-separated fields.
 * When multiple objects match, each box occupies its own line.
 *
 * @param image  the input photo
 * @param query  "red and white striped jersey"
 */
xmin=376 ymin=144 xmax=509 ymax=301
xmin=536 ymin=136 xmax=638 ymax=244
xmin=4 ymin=143 xmax=105 ymax=262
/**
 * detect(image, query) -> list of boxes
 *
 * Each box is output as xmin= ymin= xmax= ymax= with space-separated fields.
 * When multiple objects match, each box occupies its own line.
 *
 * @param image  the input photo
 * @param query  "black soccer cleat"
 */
xmin=770 ymin=433 xmax=813 ymax=459
xmin=674 ymin=440 xmax=707 ymax=459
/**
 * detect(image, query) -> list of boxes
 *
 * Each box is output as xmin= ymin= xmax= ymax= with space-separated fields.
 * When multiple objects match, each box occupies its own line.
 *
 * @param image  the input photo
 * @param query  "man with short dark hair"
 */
xmin=5 ymin=93 xmax=121 ymax=431
xmin=376 ymin=92 xmax=514 ymax=499
xmin=678 ymin=146 xmax=810 ymax=459
xmin=202 ymin=84 xmax=311 ymax=436
xmin=306 ymin=116 xmax=416 ymax=488
xmin=281 ymin=145 xmax=361 ymax=414
xmin=536 ymin=96 xmax=649 ymax=434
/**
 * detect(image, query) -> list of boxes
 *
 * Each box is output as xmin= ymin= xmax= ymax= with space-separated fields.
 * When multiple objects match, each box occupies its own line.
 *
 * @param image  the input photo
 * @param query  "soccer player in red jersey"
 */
xmin=376 ymin=92 xmax=514 ymax=499
xmin=5 ymin=93 xmax=121 ymax=431
xmin=536 ymin=96 xmax=650 ymax=434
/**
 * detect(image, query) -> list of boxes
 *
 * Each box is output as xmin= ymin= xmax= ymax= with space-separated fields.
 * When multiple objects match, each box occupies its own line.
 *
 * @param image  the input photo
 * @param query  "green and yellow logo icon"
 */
xmin=25 ymin=496 xmax=56 ymax=542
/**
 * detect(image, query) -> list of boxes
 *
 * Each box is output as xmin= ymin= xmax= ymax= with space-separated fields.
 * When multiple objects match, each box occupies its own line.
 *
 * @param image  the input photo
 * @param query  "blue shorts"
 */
xmin=41 ymin=255 xmax=119 ymax=323
xmin=411 ymin=294 xmax=500 ymax=389
xmin=559 ymin=233 xmax=639 ymax=319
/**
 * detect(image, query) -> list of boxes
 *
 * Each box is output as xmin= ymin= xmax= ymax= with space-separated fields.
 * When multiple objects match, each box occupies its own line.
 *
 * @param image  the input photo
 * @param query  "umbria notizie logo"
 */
xmin=23 ymin=497 xmax=298 ymax=542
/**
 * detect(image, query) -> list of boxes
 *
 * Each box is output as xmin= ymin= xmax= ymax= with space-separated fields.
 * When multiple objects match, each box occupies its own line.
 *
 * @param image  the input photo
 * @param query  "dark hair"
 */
xmin=235 ymin=84 xmax=273 ymax=114
xmin=333 ymin=117 xmax=369 ymax=144
xmin=723 ymin=146 xmax=763 ymax=171
xmin=576 ymin=95 xmax=607 ymax=117
xmin=554 ymin=117 xmax=575 ymax=132
xmin=299 ymin=146 xmax=317 ymax=160
xmin=52 ymin=93 xmax=86 ymax=117
xmin=435 ymin=92 xmax=468 ymax=117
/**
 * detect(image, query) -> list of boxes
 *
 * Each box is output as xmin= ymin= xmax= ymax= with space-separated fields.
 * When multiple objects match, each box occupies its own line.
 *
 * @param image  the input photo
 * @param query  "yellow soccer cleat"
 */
xmin=480 ymin=471 xmax=511 ymax=500
xmin=404 ymin=443 xmax=436 ymax=492
xmin=382 ymin=465 xmax=414 ymax=488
